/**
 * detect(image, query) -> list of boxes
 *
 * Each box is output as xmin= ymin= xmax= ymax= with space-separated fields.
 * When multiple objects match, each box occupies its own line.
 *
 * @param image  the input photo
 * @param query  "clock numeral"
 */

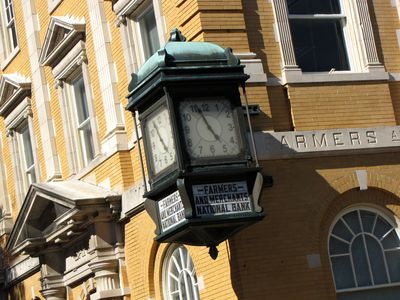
xmin=223 ymin=144 xmax=228 ymax=153
xmin=225 ymin=110 xmax=231 ymax=118
xmin=230 ymin=137 xmax=236 ymax=144
xmin=215 ymin=104 xmax=220 ymax=112
xmin=210 ymin=145 xmax=215 ymax=154
xmin=184 ymin=126 xmax=190 ymax=134
xmin=182 ymin=113 xmax=192 ymax=122
xmin=198 ymin=145 xmax=203 ymax=154
xmin=187 ymin=138 xmax=193 ymax=147
xmin=201 ymin=103 xmax=209 ymax=112
xmin=190 ymin=105 xmax=199 ymax=113
xmin=228 ymin=123 xmax=234 ymax=131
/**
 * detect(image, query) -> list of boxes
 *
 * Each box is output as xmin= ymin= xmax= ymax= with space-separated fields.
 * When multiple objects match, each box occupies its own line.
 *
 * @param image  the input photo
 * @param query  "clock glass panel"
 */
xmin=145 ymin=105 xmax=176 ymax=175
xmin=179 ymin=97 xmax=241 ymax=159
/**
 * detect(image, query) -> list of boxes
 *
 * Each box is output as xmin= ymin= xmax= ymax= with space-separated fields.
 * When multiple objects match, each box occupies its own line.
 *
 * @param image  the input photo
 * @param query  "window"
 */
xmin=0 ymin=74 xmax=36 ymax=203
xmin=329 ymin=208 xmax=400 ymax=300
xmin=287 ymin=0 xmax=349 ymax=72
xmin=271 ymin=0 xmax=385 ymax=82
xmin=137 ymin=6 xmax=160 ymax=61
xmin=0 ymin=0 xmax=17 ymax=63
xmin=39 ymin=16 xmax=99 ymax=174
xmin=163 ymin=245 xmax=200 ymax=300
xmin=114 ymin=0 xmax=165 ymax=74
xmin=64 ymin=72 xmax=95 ymax=169
xmin=16 ymin=123 xmax=36 ymax=188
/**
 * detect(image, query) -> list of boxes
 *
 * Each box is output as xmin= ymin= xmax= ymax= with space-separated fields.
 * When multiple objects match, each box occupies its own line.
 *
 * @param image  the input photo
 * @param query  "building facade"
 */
xmin=0 ymin=0 xmax=399 ymax=299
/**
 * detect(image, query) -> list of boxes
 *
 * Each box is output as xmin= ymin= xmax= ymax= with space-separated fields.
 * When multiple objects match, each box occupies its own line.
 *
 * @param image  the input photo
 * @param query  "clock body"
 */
xmin=178 ymin=97 xmax=245 ymax=163
xmin=142 ymin=101 xmax=177 ymax=179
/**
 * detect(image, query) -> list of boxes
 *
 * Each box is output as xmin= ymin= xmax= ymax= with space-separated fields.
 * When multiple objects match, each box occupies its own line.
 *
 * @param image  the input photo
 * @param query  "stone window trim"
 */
xmin=53 ymin=41 xmax=101 ymax=175
xmin=39 ymin=16 xmax=85 ymax=68
xmin=114 ymin=0 xmax=166 ymax=76
xmin=271 ymin=0 xmax=388 ymax=85
xmin=0 ymin=0 xmax=19 ymax=70
xmin=0 ymin=73 xmax=39 ymax=206
xmin=328 ymin=206 xmax=400 ymax=295
xmin=0 ymin=45 xmax=18 ymax=70
xmin=0 ymin=135 xmax=11 ymax=237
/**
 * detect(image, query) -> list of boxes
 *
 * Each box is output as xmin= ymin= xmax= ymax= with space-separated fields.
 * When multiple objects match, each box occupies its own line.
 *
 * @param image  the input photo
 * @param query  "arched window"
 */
xmin=163 ymin=245 xmax=200 ymax=300
xmin=329 ymin=208 xmax=400 ymax=299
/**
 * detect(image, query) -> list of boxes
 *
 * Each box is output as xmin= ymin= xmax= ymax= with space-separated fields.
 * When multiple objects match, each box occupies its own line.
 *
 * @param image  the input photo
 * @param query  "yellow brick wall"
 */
xmin=162 ymin=0 xmax=250 ymax=52
xmin=242 ymin=0 xmax=282 ymax=78
xmin=370 ymin=1 xmax=400 ymax=72
xmin=287 ymin=82 xmax=396 ymax=130
xmin=124 ymin=152 xmax=400 ymax=300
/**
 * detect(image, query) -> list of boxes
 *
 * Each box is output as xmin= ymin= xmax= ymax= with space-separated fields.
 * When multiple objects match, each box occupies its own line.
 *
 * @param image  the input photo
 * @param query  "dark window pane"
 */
xmin=331 ymin=255 xmax=355 ymax=289
xmin=351 ymin=236 xmax=372 ymax=287
xmin=343 ymin=211 xmax=361 ymax=235
xmin=72 ymin=75 xmax=89 ymax=124
xmin=382 ymin=230 xmax=400 ymax=250
xmin=374 ymin=216 xmax=392 ymax=240
xmin=332 ymin=219 xmax=353 ymax=242
xmin=330 ymin=236 xmax=350 ymax=255
xmin=365 ymin=235 xmax=388 ymax=285
xmin=289 ymin=19 xmax=349 ymax=72
xmin=140 ymin=8 xmax=160 ymax=60
xmin=360 ymin=210 xmax=376 ymax=233
xmin=386 ymin=250 xmax=400 ymax=282
xmin=287 ymin=0 xmax=341 ymax=14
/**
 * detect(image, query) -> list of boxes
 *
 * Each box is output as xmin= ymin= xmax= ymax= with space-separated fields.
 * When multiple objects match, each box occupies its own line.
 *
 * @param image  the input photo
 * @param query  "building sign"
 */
xmin=255 ymin=126 xmax=400 ymax=160
xmin=193 ymin=181 xmax=252 ymax=216
xmin=158 ymin=190 xmax=185 ymax=232
xmin=5 ymin=257 xmax=40 ymax=285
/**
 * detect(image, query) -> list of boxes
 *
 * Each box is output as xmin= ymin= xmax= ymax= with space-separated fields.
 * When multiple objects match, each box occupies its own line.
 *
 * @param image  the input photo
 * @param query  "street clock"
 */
xmin=127 ymin=29 xmax=265 ymax=258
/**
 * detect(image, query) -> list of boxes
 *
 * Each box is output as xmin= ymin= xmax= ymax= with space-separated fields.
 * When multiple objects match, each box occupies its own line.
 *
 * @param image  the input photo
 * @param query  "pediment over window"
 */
xmin=113 ymin=0 xmax=146 ymax=16
xmin=0 ymin=74 xmax=31 ymax=118
xmin=39 ymin=16 xmax=85 ymax=67
xmin=6 ymin=180 xmax=121 ymax=256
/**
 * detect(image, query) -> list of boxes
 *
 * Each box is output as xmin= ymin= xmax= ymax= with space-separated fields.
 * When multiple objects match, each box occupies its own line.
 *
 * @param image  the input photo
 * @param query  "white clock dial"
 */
xmin=145 ymin=105 xmax=176 ymax=174
xmin=179 ymin=98 xmax=241 ymax=159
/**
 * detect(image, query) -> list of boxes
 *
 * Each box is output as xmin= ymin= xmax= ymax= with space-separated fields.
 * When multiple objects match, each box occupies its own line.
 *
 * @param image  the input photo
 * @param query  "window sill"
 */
xmin=279 ymin=67 xmax=389 ymax=85
xmin=1 ymin=46 xmax=20 ymax=71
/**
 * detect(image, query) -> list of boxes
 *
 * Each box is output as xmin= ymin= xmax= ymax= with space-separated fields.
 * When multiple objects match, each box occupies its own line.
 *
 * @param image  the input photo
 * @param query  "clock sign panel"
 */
xmin=179 ymin=97 xmax=241 ymax=159
xmin=144 ymin=105 xmax=176 ymax=175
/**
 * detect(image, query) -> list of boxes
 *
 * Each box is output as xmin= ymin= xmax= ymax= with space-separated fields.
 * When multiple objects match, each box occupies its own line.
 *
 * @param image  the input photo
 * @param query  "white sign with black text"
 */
xmin=193 ymin=181 xmax=252 ymax=216
xmin=158 ymin=190 xmax=185 ymax=232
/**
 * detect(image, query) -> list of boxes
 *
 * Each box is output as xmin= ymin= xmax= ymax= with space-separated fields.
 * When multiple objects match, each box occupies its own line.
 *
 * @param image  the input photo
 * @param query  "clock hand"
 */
xmin=198 ymin=108 xmax=220 ymax=142
xmin=152 ymin=121 xmax=168 ymax=152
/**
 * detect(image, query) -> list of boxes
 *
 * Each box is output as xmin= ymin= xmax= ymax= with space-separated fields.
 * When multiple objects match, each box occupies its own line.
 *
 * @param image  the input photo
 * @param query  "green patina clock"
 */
xmin=126 ymin=29 xmax=265 ymax=258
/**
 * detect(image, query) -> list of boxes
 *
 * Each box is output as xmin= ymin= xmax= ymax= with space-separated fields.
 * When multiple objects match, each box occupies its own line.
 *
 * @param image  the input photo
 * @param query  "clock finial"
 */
xmin=169 ymin=28 xmax=186 ymax=42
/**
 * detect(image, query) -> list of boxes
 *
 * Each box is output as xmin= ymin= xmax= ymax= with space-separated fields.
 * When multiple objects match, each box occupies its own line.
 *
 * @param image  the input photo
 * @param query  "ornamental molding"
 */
xmin=113 ymin=0 xmax=146 ymax=17
xmin=5 ymin=180 xmax=121 ymax=257
xmin=39 ymin=15 xmax=85 ymax=68
xmin=0 ymin=73 xmax=31 ymax=119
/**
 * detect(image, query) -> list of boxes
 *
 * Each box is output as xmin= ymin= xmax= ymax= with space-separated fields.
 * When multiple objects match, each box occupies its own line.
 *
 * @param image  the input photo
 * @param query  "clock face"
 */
xmin=144 ymin=105 xmax=176 ymax=175
xmin=179 ymin=97 xmax=241 ymax=159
